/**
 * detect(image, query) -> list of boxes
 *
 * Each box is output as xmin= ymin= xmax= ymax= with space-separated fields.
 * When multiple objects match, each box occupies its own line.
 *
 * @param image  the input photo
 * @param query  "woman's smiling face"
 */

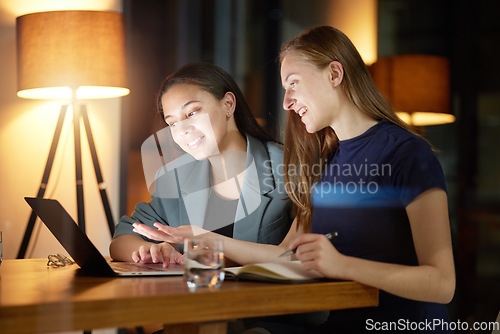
xmin=161 ymin=83 xmax=232 ymax=160
xmin=281 ymin=53 xmax=339 ymax=133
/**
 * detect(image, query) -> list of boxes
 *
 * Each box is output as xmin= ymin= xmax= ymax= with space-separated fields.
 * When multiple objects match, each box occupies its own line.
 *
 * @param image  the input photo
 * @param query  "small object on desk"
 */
xmin=47 ymin=253 xmax=75 ymax=267
xmin=184 ymin=237 xmax=225 ymax=291
xmin=278 ymin=231 xmax=338 ymax=257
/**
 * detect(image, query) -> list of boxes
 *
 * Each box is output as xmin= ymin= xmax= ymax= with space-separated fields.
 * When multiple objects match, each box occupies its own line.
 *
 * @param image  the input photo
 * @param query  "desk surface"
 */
xmin=0 ymin=258 xmax=378 ymax=334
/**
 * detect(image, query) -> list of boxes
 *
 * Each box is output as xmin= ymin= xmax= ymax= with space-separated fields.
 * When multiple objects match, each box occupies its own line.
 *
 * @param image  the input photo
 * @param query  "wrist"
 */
xmin=201 ymin=230 xmax=218 ymax=240
xmin=337 ymin=254 xmax=353 ymax=280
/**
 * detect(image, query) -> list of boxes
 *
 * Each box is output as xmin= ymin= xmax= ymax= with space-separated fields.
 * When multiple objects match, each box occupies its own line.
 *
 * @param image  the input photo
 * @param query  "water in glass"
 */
xmin=184 ymin=238 xmax=224 ymax=291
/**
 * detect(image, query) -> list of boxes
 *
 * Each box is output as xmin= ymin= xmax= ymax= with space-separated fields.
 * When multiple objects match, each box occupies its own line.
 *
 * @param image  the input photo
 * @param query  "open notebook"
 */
xmin=225 ymin=261 xmax=324 ymax=283
xmin=25 ymin=197 xmax=184 ymax=277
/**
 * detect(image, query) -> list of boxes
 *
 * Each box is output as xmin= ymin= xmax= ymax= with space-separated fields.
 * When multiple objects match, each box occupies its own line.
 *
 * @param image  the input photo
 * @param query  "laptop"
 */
xmin=25 ymin=197 xmax=184 ymax=277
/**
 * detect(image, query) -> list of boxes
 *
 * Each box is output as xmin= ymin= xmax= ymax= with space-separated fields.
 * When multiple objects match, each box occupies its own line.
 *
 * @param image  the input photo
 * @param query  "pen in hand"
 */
xmin=278 ymin=231 xmax=339 ymax=258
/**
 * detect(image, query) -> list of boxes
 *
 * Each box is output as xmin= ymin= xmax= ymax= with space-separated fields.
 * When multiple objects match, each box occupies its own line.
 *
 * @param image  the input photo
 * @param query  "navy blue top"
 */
xmin=311 ymin=120 xmax=452 ymax=333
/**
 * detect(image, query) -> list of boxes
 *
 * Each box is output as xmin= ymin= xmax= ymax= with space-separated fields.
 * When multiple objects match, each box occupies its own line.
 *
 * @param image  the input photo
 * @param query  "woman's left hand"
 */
xmin=287 ymin=233 xmax=347 ymax=279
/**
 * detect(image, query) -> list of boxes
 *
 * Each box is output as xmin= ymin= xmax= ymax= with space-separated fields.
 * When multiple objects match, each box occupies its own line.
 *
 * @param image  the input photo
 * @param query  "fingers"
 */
xmin=153 ymin=223 xmax=189 ymax=243
xmin=133 ymin=223 xmax=167 ymax=241
xmin=287 ymin=233 xmax=323 ymax=252
xmin=291 ymin=234 xmax=342 ymax=278
xmin=132 ymin=243 xmax=173 ymax=266
xmin=132 ymin=223 xmax=151 ymax=237
xmin=288 ymin=234 xmax=334 ymax=269
xmin=159 ymin=243 xmax=173 ymax=268
xmin=138 ymin=245 xmax=151 ymax=263
xmin=134 ymin=222 xmax=207 ymax=244
xmin=132 ymin=246 xmax=153 ymax=263
xmin=150 ymin=244 xmax=163 ymax=264
xmin=153 ymin=223 xmax=178 ymax=238
xmin=168 ymin=249 xmax=185 ymax=265
xmin=296 ymin=243 xmax=324 ymax=268
xmin=132 ymin=251 xmax=140 ymax=263
xmin=158 ymin=243 xmax=185 ymax=267
xmin=154 ymin=223 xmax=174 ymax=234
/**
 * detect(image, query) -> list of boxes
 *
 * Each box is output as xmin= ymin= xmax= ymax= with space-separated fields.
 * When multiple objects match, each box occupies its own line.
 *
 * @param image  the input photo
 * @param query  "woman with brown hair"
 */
xmin=276 ymin=25 xmax=455 ymax=333
xmin=110 ymin=62 xmax=293 ymax=267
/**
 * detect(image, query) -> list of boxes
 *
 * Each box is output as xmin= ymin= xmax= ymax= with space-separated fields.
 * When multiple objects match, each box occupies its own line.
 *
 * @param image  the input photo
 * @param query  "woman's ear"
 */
xmin=222 ymin=91 xmax=236 ymax=116
xmin=328 ymin=61 xmax=344 ymax=87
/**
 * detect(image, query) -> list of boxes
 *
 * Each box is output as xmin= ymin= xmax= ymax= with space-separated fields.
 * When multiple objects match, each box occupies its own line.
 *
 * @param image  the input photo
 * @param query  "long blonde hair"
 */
xmin=280 ymin=26 xmax=419 ymax=231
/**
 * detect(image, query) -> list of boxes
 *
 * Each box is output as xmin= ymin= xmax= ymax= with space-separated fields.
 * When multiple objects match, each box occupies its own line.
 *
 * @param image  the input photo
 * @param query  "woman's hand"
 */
xmin=133 ymin=222 xmax=172 ymax=242
xmin=155 ymin=223 xmax=208 ymax=241
xmin=133 ymin=223 xmax=209 ymax=244
xmin=131 ymin=241 xmax=184 ymax=267
xmin=132 ymin=223 xmax=209 ymax=245
xmin=288 ymin=233 xmax=347 ymax=279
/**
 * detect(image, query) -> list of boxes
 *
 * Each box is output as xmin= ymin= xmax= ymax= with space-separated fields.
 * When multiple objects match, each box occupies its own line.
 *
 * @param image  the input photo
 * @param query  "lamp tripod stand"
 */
xmin=16 ymin=10 xmax=127 ymax=259
xmin=17 ymin=100 xmax=116 ymax=259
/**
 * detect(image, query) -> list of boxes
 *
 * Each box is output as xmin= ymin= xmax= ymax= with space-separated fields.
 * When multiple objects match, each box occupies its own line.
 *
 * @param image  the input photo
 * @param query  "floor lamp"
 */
xmin=16 ymin=10 xmax=129 ymax=258
xmin=369 ymin=55 xmax=455 ymax=127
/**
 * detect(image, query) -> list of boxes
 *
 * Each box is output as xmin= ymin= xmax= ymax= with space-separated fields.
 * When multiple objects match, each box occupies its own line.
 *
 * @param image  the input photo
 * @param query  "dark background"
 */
xmin=119 ymin=0 xmax=500 ymax=329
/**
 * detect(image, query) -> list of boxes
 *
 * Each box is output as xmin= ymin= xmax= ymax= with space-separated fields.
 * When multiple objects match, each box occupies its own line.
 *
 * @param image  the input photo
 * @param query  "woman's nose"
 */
xmin=283 ymin=91 xmax=295 ymax=111
xmin=180 ymin=124 xmax=194 ymax=135
xmin=173 ymin=120 xmax=194 ymax=135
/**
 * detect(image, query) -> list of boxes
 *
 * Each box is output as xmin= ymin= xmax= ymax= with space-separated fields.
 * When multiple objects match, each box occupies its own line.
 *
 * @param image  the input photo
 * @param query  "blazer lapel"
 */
xmin=171 ymin=156 xmax=211 ymax=229
xmin=233 ymin=136 xmax=275 ymax=242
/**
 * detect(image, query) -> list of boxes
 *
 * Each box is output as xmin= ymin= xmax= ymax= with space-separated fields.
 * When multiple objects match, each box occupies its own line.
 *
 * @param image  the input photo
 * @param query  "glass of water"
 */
xmin=184 ymin=236 xmax=224 ymax=291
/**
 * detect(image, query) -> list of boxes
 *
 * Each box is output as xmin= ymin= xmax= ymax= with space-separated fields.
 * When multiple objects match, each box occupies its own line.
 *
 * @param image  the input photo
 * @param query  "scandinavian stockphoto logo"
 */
xmin=140 ymin=116 xmax=262 ymax=234
xmin=313 ymin=161 xmax=396 ymax=208
xmin=267 ymin=159 xmax=392 ymax=193
xmin=315 ymin=160 xmax=392 ymax=195
xmin=264 ymin=159 xmax=396 ymax=208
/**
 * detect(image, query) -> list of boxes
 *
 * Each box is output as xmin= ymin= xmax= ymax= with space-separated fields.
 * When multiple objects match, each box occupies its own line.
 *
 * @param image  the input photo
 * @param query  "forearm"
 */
xmin=208 ymin=219 xmax=302 ymax=265
xmin=341 ymin=256 xmax=455 ymax=304
xmin=109 ymin=234 xmax=156 ymax=261
xmin=218 ymin=235 xmax=288 ymax=265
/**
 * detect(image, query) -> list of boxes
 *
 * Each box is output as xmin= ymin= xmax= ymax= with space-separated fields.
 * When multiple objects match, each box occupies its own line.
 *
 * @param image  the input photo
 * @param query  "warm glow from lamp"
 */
xmin=369 ymin=55 xmax=454 ymax=126
xmin=1 ymin=0 xmax=117 ymax=18
xmin=16 ymin=10 xmax=128 ymax=100
xmin=326 ymin=0 xmax=377 ymax=65
xmin=396 ymin=112 xmax=456 ymax=127
xmin=17 ymin=87 xmax=130 ymax=100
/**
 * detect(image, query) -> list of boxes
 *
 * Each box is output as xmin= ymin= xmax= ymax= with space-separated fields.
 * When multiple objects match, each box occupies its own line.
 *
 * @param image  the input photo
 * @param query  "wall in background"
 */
xmin=120 ymin=1 xmax=378 ymax=215
xmin=0 ymin=0 xmax=124 ymax=260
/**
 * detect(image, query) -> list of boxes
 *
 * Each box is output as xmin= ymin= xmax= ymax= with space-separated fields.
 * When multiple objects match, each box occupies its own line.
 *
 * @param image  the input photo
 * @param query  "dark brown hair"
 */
xmin=157 ymin=62 xmax=276 ymax=143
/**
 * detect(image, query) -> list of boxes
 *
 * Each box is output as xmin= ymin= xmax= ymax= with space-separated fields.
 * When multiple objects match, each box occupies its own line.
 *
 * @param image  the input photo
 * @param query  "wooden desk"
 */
xmin=0 ymin=259 xmax=378 ymax=334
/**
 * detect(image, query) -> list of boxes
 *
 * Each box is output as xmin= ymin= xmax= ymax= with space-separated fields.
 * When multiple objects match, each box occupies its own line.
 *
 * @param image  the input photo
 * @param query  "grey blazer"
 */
xmin=114 ymin=135 xmax=293 ymax=245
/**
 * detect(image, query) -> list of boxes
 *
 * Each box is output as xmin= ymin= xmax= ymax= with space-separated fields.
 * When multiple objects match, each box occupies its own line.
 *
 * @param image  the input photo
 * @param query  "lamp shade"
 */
xmin=16 ymin=10 xmax=129 ymax=99
xmin=369 ymin=55 xmax=454 ymax=126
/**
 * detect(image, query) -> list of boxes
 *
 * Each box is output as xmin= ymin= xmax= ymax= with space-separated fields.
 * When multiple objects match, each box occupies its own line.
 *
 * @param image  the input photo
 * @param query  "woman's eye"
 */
xmin=187 ymin=109 xmax=200 ymax=117
xmin=290 ymin=82 xmax=297 ymax=88
xmin=169 ymin=121 xmax=178 ymax=127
